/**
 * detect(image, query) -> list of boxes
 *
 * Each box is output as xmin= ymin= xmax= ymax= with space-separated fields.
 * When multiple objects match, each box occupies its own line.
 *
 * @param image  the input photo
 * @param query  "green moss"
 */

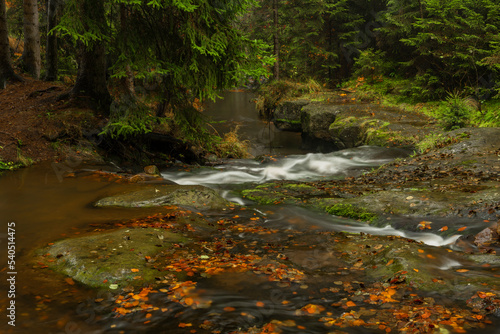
xmin=241 ymin=189 xmax=281 ymax=205
xmin=282 ymin=183 xmax=315 ymax=191
xmin=459 ymin=159 xmax=478 ymax=166
xmin=274 ymin=118 xmax=302 ymax=125
xmin=325 ymin=203 xmax=377 ymax=222
xmin=41 ymin=228 xmax=188 ymax=289
xmin=329 ymin=116 xmax=358 ymax=129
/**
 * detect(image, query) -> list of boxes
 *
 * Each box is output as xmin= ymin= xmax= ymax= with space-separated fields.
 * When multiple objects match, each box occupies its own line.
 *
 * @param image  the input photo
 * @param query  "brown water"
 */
xmin=205 ymin=91 xmax=307 ymax=156
xmin=0 ymin=163 xmax=183 ymax=334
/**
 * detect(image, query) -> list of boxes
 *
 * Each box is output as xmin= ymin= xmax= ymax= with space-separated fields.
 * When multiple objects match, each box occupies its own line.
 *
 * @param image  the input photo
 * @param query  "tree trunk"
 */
xmin=272 ymin=0 xmax=279 ymax=81
xmin=0 ymin=0 xmax=22 ymax=87
xmin=119 ymin=3 xmax=134 ymax=97
xmin=418 ymin=0 xmax=424 ymax=19
xmin=22 ymin=0 xmax=41 ymax=79
xmin=44 ymin=0 xmax=58 ymax=81
xmin=71 ymin=0 xmax=111 ymax=113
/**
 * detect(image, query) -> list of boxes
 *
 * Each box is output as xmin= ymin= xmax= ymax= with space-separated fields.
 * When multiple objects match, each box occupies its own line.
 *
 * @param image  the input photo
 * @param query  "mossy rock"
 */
xmin=330 ymin=233 xmax=500 ymax=295
xmin=273 ymin=100 xmax=310 ymax=131
xmin=329 ymin=116 xmax=417 ymax=149
xmin=241 ymin=182 xmax=328 ymax=205
xmin=95 ymin=184 xmax=231 ymax=210
xmin=40 ymin=228 xmax=187 ymax=289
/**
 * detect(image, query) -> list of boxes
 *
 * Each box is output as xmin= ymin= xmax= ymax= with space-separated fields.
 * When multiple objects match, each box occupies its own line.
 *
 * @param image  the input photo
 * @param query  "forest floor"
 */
xmin=0 ymin=78 xmax=102 ymax=167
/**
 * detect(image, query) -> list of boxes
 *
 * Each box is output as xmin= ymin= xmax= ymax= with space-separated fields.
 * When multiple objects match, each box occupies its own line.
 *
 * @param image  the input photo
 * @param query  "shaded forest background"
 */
xmin=1 ymin=0 xmax=500 ymax=165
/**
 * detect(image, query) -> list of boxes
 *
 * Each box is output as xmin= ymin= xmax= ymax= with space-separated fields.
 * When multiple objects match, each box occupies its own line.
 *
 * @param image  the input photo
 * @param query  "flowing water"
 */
xmin=1 ymin=92 xmax=499 ymax=333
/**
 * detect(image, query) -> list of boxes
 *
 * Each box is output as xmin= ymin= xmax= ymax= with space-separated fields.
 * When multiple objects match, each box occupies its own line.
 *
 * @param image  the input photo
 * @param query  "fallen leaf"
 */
xmin=65 ymin=278 xmax=75 ymax=285
xmin=456 ymin=269 xmax=469 ymax=273
xmin=458 ymin=226 xmax=467 ymax=231
xmin=345 ymin=301 xmax=356 ymax=307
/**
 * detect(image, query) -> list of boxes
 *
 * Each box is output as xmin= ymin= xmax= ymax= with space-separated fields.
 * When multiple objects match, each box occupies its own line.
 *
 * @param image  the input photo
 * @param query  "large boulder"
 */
xmin=273 ymin=100 xmax=310 ymax=131
xmin=271 ymin=99 xmax=437 ymax=151
xmin=300 ymin=103 xmax=339 ymax=138
xmin=41 ymin=228 xmax=186 ymax=288
xmin=95 ymin=184 xmax=231 ymax=210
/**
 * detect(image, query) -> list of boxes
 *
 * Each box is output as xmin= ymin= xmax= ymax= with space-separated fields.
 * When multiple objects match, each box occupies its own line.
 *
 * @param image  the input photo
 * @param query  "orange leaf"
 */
xmin=345 ymin=301 xmax=356 ymax=307
xmin=456 ymin=269 xmax=469 ymax=273
xmin=421 ymin=311 xmax=431 ymax=319
xmin=223 ymin=307 xmax=236 ymax=312
xmin=439 ymin=226 xmax=448 ymax=232
xmin=256 ymin=301 xmax=265 ymax=307
xmin=413 ymin=268 xmax=419 ymax=272
xmin=302 ymin=304 xmax=325 ymax=314
xmin=386 ymin=259 xmax=394 ymax=266
xmin=179 ymin=323 xmax=192 ymax=328
xmin=458 ymin=226 xmax=467 ymax=231
xmin=418 ymin=249 xmax=424 ymax=253
xmin=131 ymin=268 xmax=139 ymax=272
xmin=65 ymin=278 xmax=75 ymax=285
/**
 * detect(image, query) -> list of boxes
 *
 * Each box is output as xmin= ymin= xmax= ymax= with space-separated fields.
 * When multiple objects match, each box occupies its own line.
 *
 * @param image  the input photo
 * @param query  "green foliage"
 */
xmin=325 ymin=203 xmax=377 ymax=222
xmin=0 ymin=160 xmax=22 ymax=171
xmin=352 ymin=49 xmax=392 ymax=83
xmin=416 ymin=132 xmax=470 ymax=154
xmin=379 ymin=0 xmax=500 ymax=100
xmin=100 ymin=99 xmax=157 ymax=139
xmin=436 ymin=92 xmax=474 ymax=130
xmin=477 ymin=103 xmax=500 ymax=127
xmin=243 ymin=0 xmax=382 ymax=84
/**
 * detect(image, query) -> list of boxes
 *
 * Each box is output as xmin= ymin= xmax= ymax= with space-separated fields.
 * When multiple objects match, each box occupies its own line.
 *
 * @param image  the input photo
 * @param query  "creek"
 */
xmin=0 ymin=92 xmax=499 ymax=334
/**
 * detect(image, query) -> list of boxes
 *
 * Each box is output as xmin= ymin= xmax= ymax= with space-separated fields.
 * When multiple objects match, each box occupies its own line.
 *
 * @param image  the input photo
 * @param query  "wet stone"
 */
xmin=94 ymin=184 xmax=231 ymax=210
xmin=39 ymin=228 xmax=187 ymax=288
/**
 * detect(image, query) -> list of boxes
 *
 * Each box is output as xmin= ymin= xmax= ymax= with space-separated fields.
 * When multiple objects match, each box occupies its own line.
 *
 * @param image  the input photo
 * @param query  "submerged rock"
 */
xmin=41 ymin=228 xmax=186 ymax=288
xmin=144 ymin=165 xmax=161 ymax=176
xmin=95 ymin=184 xmax=231 ymax=210
xmin=474 ymin=227 xmax=499 ymax=247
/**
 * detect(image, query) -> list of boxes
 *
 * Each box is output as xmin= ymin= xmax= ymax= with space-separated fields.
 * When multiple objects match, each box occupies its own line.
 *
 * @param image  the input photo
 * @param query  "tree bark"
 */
xmin=22 ymin=0 xmax=41 ymax=79
xmin=417 ymin=0 xmax=424 ymax=19
xmin=119 ymin=3 xmax=134 ymax=97
xmin=0 ymin=0 xmax=22 ymax=87
xmin=71 ymin=0 xmax=111 ymax=113
xmin=272 ymin=0 xmax=279 ymax=81
xmin=44 ymin=0 xmax=58 ymax=81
